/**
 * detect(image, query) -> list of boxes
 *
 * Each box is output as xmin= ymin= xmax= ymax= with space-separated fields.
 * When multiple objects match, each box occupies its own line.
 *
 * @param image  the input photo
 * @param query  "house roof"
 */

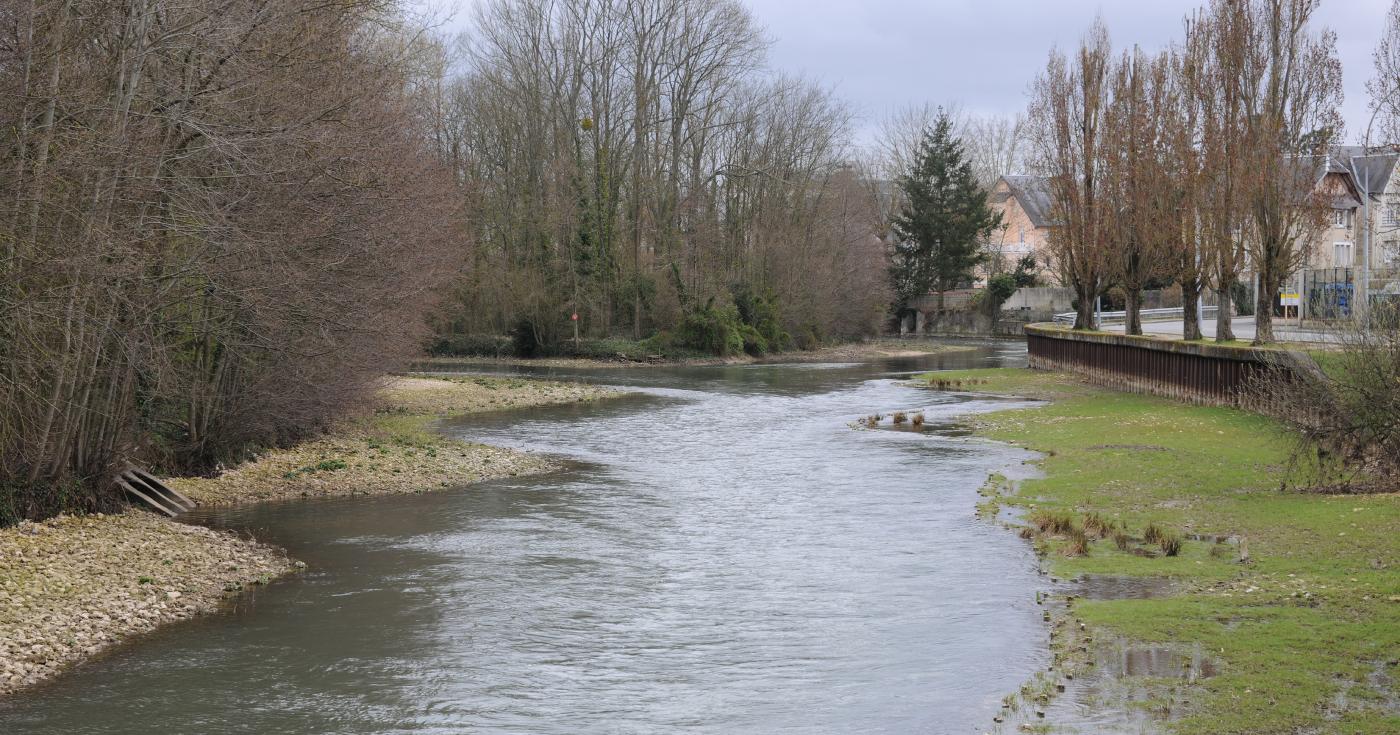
xmin=999 ymin=175 xmax=1055 ymax=228
xmin=1332 ymin=145 xmax=1400 ymax=197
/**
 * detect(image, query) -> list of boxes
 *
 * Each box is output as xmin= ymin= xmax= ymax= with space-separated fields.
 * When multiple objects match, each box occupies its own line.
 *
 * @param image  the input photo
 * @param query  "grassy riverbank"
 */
xmin=1 ymin=374 xmax=622 ymax=696
xmin=921 ymin=368 xmax=1399 ymax=734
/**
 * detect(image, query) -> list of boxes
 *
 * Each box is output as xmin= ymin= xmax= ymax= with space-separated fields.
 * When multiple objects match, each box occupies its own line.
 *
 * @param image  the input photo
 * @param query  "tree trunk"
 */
xmin=1181 ymin=279 xmax=1202 ymax=341
xmin=1125 ymin=287 xmax=1143 ymax=336
xmin=1215 ymin=286 xmax=1235 ymax=341
xmin=1254 ymin=268 xmax=1276 ymax=345
xmin=1074 ymin=283 xmax=1097 ymax=330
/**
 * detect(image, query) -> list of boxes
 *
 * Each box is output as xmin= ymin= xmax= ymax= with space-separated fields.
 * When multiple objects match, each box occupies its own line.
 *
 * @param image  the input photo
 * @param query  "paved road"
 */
xmin=1102 ymin=316 xmax=1340 ymax=344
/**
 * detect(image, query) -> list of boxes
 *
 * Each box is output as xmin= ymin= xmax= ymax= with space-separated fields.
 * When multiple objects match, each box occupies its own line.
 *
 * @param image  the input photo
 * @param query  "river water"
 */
xmin=0 ymin=343 xmax=1053 ymax=734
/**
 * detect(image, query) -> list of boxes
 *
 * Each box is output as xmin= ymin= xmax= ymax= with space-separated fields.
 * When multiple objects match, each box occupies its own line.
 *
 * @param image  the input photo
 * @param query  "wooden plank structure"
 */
xmin=1024 ymin=324 xmax=1289 ymax=407
xmin=115 ymin=466 xmax=195 ymax=517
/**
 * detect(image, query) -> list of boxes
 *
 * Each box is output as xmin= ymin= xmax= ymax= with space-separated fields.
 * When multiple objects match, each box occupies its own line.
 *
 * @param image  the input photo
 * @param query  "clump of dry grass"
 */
xmin=1062 ymin=527 xmax=1090 ymax=557
xmin=1082 ymin=512 xmax=1112 ymax=539
xmin=1029 ymin=509 xmax=1078 ymax=536
xmin=911 ymin=412 xmax=925 ymax=426
xmin=1112 ymin=529 xmax=1132 ymax=551
xmin=1143 ymin=522 xmax=1167 ymax=546
xmin=1158 ymin=533 xmax=1182 ymax=557
xmin=892 ymin=411 xmax=907 ymax=425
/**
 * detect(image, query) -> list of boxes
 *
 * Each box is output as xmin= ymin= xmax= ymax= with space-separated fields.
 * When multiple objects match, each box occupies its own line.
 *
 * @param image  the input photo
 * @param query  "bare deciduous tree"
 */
xmin=1028 ymin=19 xmax=1116 ymax=330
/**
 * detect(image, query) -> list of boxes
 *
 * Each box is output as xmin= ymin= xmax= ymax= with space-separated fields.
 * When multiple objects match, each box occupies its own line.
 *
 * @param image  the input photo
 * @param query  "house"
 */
xmin=1294 ymin=152 xmax=1366 ymax=271
xmin=1334 ymin=146 xmax=1400 ymax=272
xmin=987 ymin=175 xmax=1058 ymax=284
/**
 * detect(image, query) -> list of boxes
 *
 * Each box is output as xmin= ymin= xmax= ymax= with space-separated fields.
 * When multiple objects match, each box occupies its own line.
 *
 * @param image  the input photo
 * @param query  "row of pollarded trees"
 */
xmin=0 ymin=1 xmax=459 ymax=521
xmin=1028 ymin=0 xmax=1343 ymax=345
xmin=424 ymin=0 xmax=891 ymax=352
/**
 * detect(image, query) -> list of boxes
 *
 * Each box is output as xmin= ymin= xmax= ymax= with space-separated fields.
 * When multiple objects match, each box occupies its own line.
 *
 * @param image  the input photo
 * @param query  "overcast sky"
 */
xmin=428 ymin=0 xmax=1393 ymax=147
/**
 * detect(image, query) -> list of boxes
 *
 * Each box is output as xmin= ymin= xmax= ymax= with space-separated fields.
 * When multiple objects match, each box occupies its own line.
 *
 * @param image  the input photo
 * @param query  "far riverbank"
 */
xmin=418 ymin=337 xmax=978 ymax=370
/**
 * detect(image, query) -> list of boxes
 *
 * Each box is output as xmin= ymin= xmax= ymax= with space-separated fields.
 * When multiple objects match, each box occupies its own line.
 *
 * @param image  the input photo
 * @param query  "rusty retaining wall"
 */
xmin=1024 ymin=324 xmax=1288 ymax=407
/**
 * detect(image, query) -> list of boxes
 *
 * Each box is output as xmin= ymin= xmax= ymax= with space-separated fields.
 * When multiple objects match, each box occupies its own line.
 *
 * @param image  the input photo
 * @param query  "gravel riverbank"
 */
xmin=0 ymin=513 xmax=292 ymax=695
xmin=0 ymin=374 xmax=624 ymax=696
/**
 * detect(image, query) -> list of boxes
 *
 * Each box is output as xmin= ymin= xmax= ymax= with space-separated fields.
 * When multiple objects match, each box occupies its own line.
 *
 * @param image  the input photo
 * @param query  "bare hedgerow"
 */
xmin=1251 ymin=303 xmax=1400 ymax=493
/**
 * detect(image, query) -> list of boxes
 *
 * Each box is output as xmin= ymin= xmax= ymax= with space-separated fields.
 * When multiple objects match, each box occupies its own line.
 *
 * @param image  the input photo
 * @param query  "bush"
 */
xmin=732 ymin=283 xmax=792 ymax=353
xmin=794 ymin=324 xmax=824 ymax=351
xmin=1254 ymin=303 xmax=1400 ymax=492
xmin=426 ymin=333 xmax=513 ymax=357
xmin=673 ymin=301 xmax=747 ymax=356
xmin=511 ymin=318 xmax=544 ymax=358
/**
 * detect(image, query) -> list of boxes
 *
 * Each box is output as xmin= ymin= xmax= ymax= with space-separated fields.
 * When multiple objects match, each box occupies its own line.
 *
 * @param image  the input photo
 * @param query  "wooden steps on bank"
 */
xmin=115 ymin=467 xmax=195 ymax=517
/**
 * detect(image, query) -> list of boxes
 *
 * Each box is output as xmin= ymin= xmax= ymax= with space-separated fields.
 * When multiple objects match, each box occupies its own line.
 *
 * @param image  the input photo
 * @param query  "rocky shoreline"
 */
xmin=0 ymin=374 xmax=623 ymax=696
xmin=0 ymin=513 xmax=293 ymax=694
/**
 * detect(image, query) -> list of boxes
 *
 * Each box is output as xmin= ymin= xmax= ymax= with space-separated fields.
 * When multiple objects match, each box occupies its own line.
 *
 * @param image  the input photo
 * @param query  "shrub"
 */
xmin=794 ymin=324 xmax=823 ymax=351
xmin=511 ymin=318 xmax=544 ymax=357
xmin=673 ymin=301 xmax=746 ymax=356
xmin=1253 ymin=303 xmax=1400 ymax=492
xmin=732 ymin=283 xmax=792 ymax=352
xmin=425 ymin=333 xmax=514 ymax=357
xmin=1143 ymin=523 xmax=1166 ymax=546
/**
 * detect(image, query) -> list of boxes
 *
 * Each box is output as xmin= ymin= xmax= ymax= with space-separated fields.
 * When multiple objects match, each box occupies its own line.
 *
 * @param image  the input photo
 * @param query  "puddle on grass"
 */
xmin=994 ymin=639 xmax=1219 ymax=735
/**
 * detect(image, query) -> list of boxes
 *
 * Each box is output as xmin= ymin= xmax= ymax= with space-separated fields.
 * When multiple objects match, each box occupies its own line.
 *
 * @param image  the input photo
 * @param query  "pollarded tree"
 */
xmin=889 ymin=111 xmax=1002 ymax=316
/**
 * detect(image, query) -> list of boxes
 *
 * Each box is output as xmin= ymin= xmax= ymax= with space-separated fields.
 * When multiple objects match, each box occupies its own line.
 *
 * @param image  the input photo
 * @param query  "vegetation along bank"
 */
xmin=919 ymin=367 xmax=1399 ymax=734
xmin=0 ymin=375 xmax=622 ymax=696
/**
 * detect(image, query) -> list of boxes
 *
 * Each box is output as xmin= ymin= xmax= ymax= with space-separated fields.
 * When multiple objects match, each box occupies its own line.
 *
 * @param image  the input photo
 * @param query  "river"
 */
xmin=0 ymin=343 xmax=1053 ymax=734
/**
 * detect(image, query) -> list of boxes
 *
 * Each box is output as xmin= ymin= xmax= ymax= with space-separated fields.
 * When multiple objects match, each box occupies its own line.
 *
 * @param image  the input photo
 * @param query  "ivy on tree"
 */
xmin=889 ymin=111 xmax=1002 ymax=314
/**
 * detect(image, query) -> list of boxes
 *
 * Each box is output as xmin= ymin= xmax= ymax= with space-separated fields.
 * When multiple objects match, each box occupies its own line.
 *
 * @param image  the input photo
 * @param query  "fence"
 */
xmin=1299 ymin=267 xmax=1400 ymax=320
xmin=1025 ymin=324 xmax=1286 ymax=407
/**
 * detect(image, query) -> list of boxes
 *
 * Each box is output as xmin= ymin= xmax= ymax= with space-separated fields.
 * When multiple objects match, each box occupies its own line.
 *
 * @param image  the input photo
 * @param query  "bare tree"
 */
xmin=0 ymin=0 xmax=460 ymax=521
xmin=1217 ymin=0 xmax=1342 ymax=344
xmin=1028 ymin=19 xmax=1116 ymax=330
xmin=1103 ymin=47 xmax=1176 ymax=335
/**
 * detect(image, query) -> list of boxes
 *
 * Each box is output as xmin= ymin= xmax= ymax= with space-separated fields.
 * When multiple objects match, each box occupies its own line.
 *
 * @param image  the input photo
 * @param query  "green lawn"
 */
xmin=920 ymin=368 xmax=1400 ymax=734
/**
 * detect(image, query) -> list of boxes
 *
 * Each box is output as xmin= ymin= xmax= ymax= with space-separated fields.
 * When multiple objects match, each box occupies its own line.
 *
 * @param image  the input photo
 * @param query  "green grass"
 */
xmin=919 ymin=367 xmax=1400 ymax=734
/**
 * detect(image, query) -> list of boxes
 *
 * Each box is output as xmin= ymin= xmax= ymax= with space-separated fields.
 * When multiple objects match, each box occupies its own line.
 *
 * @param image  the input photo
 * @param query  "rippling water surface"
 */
xmin=1 ymin=343 xmax=1053 ymax=734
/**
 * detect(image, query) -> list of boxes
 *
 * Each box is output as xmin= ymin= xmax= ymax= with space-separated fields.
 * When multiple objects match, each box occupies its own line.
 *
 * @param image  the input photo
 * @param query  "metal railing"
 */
xmin=1052 ymin=305 xmax=1220 ymax=326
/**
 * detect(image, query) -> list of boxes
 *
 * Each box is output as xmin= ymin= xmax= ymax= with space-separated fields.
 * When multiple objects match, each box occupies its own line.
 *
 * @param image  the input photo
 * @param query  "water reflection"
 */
xmin=0 ymin=342 xmax=1057 ymax=734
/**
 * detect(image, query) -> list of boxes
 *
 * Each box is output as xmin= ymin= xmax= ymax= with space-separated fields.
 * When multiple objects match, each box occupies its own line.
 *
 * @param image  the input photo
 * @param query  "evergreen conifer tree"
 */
xmin=890 ymin=112 xmax=1002 ymax=318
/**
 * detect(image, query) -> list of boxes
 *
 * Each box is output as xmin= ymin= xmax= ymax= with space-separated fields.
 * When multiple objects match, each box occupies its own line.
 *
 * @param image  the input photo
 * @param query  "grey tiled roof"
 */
xmin=1001 ymin=175 xmax=1055 ymax=227
xmin=1333 ymin=145 xmax=1399 ymax=196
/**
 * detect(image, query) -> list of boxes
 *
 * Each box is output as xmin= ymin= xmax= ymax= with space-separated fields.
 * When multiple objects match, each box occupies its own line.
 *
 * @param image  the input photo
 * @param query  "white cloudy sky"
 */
xmin=425 ymin=0 xmax=1393 ymax=147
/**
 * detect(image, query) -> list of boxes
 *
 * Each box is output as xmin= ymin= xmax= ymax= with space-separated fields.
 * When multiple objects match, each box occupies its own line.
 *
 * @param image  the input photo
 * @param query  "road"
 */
xmin=1101 ymin=316 xmax=1341 ymax=344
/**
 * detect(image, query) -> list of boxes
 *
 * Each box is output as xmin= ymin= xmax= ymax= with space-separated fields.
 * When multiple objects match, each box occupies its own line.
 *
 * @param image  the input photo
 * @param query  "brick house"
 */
xmin=987 ymin=175 xmax=1059 ymax=285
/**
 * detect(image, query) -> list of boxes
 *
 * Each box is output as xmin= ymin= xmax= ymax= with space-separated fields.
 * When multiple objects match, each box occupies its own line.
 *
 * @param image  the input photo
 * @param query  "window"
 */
xmin=1334 ymin=241 xmax=1354 ymax=267
xmin=1387 ymin=205 xmax=1400 ymax=226
xmin=1333 ymin=210 xmax=1346 ymax=228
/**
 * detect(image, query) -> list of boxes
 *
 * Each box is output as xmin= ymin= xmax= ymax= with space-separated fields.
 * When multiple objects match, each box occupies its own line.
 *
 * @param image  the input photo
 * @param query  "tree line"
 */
xmin=0 ymin=1 xmax=460 ymax=521
xmin=426 ymin=0 xmax=891 ymax=355
xmin=1027 ymin=0 xmax=1343 ymax=343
